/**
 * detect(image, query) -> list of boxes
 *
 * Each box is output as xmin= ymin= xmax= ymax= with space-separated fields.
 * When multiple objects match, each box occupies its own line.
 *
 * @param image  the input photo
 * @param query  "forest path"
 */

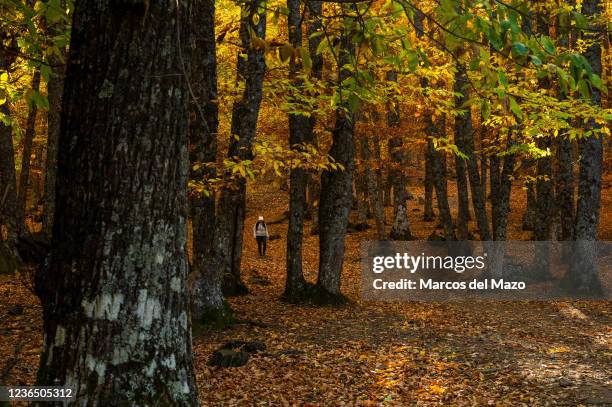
xmin=0 ymin=180 xmax=611 ymax=405
xmin=189 ymin=181 xmax=612 ymax=405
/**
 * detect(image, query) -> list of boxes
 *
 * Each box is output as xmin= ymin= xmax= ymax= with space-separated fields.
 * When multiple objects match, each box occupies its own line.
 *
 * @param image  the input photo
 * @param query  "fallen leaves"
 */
xmin=1 ymin=181 xmax=612 ymax=405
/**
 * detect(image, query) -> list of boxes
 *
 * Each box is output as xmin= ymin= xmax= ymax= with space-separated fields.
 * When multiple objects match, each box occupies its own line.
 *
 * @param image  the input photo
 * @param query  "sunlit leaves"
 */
xmin=189 ymin=140 xmax=343 ymax=196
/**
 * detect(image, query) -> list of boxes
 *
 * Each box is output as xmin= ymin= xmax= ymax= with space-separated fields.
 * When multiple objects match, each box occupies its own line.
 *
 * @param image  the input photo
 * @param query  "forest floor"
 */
xmin=1 ymin=176 xmax=611 ymax=406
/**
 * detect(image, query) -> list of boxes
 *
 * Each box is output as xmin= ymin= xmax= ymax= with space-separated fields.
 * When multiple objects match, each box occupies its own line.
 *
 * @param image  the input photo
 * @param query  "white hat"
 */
xmin=258 ymin=216 xmax=264 ymax=221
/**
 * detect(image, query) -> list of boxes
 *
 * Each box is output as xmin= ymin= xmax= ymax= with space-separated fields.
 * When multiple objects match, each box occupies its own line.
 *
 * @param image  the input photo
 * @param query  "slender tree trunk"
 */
xmin=479 ymin=123 xmax=487 ymax=198
xmin=522 ymin=178 xmax=536 ymax=231
xmin=360 ymin=133 xmax=385 ymax=239
xmin=415 ymin=12 xmax=451 ymax=239
xmin=387 ymin=70 xmax=412 ymax=239
xmin=0 ymin=102 xmax=18 ymax=244
xmin=489 ymin=154 xmax=500 ymax=234
xmin=371 ymin=132 xmax=387 ymax=216
xmin=304 ymin=0 xmax=323 ymax=238
xmin=453 ymin=111 xmax=469 ymax=239
xmin=190 ymin=0 xmax=226 ymax=323
xmin=16 ymin=70 xmax=41 ymax=236
xmin=492 ymin=134 xmax=516 ymax=241
xmin=454 ymin=63 xmax=489 ymax=240
xmin=216 ymin=0 xmax=266 ymax=296
xmin=285 ymin=0 xmax=313 ymax=299
xmin=34 ymin=0 xmax=199 ymax=403
xmin=317 ymin=31 xmax=354 ymax=300
xmin=428 ymin=116 xmax=454 ymax=240
xmin=354 ymin=169 xmax=368 ymax=229
xmin=423 ymin=139 xmax=435 ymax=221
xmin=563 ymin=0 xmax=604 ymax=294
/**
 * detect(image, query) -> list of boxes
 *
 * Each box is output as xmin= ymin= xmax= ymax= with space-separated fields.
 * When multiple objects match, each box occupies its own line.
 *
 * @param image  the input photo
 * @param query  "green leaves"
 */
xmin=511 ymin=42 xmax=528 ymax=58
xmin=508 ymin=96 xmax=522 ymax=120
xmin=541 ymin=36 xmax=555 ymax=55
xmin=480 ymin=99 xmax=491 ymax=120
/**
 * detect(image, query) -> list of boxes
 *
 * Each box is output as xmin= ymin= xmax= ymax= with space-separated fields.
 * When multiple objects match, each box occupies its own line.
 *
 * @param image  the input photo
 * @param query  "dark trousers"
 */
xmin=256 ymin=236 xmax=267 ymax=256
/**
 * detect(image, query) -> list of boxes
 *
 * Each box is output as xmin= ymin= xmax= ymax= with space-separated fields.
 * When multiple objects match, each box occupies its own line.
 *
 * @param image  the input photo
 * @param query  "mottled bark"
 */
xmin=317 ymin=32 xmax=354 ymax=299
xmin=16 ymin=70 xmax=41 ymax=236
xmin=190 ymin=0 xmax=224 ymax=322
xmin=563 ymin=0 xmax=604 ymax=294
xmin=285 ymin=0 xmax=312 ymax=299
xmin=35 ymin=0 xmax=199 ymax=404
xmin=216 ymin=0 xmax=266 ymax=296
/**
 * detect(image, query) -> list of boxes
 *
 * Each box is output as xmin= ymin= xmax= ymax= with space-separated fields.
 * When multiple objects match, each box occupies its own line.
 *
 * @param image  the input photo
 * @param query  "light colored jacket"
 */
xmin=253 ymin=221 xmax=269 ymax=238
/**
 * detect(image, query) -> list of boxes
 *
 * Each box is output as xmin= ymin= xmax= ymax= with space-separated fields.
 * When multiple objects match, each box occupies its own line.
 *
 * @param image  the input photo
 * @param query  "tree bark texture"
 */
xmin=564 ymin=0 xmax=604 ymax=294
xmin=317 ymin=32 xmax=355 ymax=298
xmin=190 ymin=0 xmax=224 ymax=321
xmin=216 ymin=0 xmax=266 ymax=296
xmin=35 ymin=0 xmax=199 ymax=404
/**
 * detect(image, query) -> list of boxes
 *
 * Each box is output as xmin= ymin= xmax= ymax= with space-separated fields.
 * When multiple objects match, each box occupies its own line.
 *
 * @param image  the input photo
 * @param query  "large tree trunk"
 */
xmin=556 ymin=138 xmax=574 ymax=240
xmin=0 ymin=102 xmax=18 ymax=244
xmin=190 ymin=0 xmax=225 ymax=323
xmin=555 ymin=8 xmax=575 ymax=243
xmin=530 ymin=18 xmax=554 ymax=280
xmin=216 ymin=0 xmax=266 ymax=296
xmin=34 ymin=0 xmax=199 ymax=404
xmin=317 ymin=32 xmax=354 ymax=300
xmin=42 ymin=52 xmax=65 ymax=240
xmin=563 ymin=0 xmax=604 ymax=294
xmin=285 ymin=0 xmax=317 ymax=299
xmin=533 ymin=141 xmax=554 ymax=280
xmin=16 ymin=70 xmax=41 ymax=237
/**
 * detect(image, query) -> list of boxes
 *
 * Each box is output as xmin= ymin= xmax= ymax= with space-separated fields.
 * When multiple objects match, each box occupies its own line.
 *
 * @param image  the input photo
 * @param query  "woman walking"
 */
xmin=253 ymin=215 xmax=269 ymax=256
